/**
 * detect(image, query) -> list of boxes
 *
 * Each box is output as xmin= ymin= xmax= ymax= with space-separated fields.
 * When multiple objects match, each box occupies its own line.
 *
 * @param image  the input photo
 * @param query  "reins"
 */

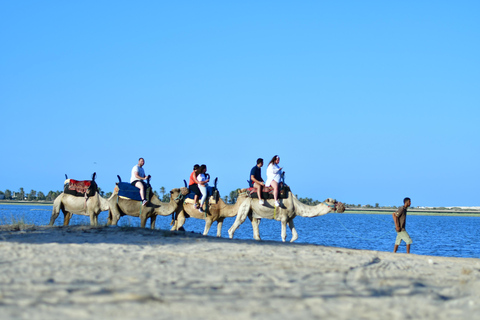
xmin=333 ymin=214 xmax=395 ymax=241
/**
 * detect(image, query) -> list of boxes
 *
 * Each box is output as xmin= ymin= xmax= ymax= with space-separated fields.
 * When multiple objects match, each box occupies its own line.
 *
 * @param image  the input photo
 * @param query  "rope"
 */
xmin=322 ymin=201 xmax=335 ymax=208
xmin=334 ymin=214 xmax=395 ymax=241
xmin=174 ymin=193 xmax=185 ymax=201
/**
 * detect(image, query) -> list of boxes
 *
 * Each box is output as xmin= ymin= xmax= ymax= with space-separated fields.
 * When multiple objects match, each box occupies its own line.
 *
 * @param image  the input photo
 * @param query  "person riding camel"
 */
xmin=250 ymin=158 xmax=265 ymax=205
xmin=265 ymin=155 xmax=283 ymax=207
xmin=130 ymin=158 xmax=151 ymax=206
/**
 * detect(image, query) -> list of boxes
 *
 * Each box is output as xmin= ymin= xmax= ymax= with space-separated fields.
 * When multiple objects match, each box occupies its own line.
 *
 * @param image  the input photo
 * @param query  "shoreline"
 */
xmin=1 ymin=201 xmax=479 ymax=217
xmin=345 ymin=209 xmax=480 ymax=217
xmin=0 ymin=225 xmax=478 ymax=319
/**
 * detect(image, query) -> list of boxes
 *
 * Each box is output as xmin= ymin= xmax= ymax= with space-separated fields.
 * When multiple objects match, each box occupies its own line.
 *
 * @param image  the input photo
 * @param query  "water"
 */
xmin=1 ymin=204 xmax=479 ymax=259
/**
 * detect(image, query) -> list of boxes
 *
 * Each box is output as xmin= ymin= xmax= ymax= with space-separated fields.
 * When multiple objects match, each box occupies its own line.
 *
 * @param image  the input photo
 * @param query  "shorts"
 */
xmin=189 ymin=184 xmax=202 ymax=197
xmin=395 ymin=230 xmax=413 ymax=245
xmin=131 ymin=180 xmax=146 ymax=187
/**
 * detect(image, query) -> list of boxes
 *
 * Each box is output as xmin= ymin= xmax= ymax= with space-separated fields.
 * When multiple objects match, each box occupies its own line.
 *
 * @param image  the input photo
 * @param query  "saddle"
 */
xmin=114 ymin=176 xmax=151 ymax=202
xmin=247 ymin=184 xmax=290 ymax=200
xmin=184 ymin=186 xmax=216 ymax=200
xmin=63 ymin=173 xmax=98 ymax=197
xmin=183 ymin=177 xmax=219 ymax=205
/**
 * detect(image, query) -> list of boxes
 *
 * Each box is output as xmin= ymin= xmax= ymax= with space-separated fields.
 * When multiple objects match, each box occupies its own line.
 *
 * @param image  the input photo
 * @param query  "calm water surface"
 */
xmin=1 ymin=204 xmax=478 ymax=259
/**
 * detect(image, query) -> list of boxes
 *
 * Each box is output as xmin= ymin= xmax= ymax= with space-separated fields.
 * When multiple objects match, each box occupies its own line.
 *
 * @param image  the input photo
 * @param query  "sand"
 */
xmin=0 ymin=225 xmax=478 ymax=320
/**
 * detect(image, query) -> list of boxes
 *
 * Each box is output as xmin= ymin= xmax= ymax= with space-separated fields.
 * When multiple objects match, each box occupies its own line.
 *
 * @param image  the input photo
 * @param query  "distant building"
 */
xmin=0 ymin=194 xmax=4 ymax=200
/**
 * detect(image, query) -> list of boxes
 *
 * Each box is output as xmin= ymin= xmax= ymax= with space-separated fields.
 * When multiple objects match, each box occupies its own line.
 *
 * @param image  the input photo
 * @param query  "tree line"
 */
xmin=1 ymin=187 xmax=339 ymax=206
xmin=0 ymin=188 xmax=63 ymax=201
xmin=0 ymin=187 xmax=173 ymax=203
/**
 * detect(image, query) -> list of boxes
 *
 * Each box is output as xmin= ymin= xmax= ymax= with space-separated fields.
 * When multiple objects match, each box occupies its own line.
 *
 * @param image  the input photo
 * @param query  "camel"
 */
xmin=171 ymin=189 xmax=249 ymax=237
xmin=49 ymin=192 xmax=109 ymax=226
xmin=228 ymin=192 xmax=345 ymax=242
xmin=107 ymin=187 xmax=188 ymax=229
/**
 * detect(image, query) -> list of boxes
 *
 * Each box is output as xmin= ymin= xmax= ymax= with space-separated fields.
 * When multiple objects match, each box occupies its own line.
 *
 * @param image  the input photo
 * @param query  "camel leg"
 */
xmin=170 ymin=209 xmax=179 ymax=231
xmin=49 ymin=205 xmax=61 ymax=226
xmin=228 ymin=200 xmax=251 ymax=239
xmin=64 ymin=211 xmax=73 ymax=226
xmin=108 ymin=204 xmax=122 ymax=226
xmin=175 ymin=211 xmax=186 ymax=231
xmin=288 ymin=219 xmax=298 ymax=242
xmin=139 ymin=214 xmax=147 ymax=228
xmin=249 ymin=215 xmax=261 ymax=241
xmin=49 ymin=195 xmax=63 ymax=226
xmin=150 ymin=215 xmax=157 ymax=229
xmin=228 ymin=215 xmax=247 ymax=239
xmin=216 ymin=218 xmax=224 ymax=237
xmin=107 ymin=210 xmax=112 ymax=226
xmin=281 ymin=220 xmax=288 ymax=242
xmin=203 ymin=218 xmax=213 ymax=236
xmin=89 ymin=210 xmax=97 ymax=226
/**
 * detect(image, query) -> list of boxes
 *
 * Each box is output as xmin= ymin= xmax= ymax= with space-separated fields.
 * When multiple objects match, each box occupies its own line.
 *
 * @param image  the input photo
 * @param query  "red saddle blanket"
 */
xmin=64 ymin=179 xmax=97 ymax=197
xmin=68 ymin=180 xmax=91 ymax=193
xmin=247 ymin=185 xmax=290 ymax=199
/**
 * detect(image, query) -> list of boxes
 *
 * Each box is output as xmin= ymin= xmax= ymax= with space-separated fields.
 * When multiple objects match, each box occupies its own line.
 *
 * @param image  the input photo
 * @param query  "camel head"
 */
xmin=237 ymin=188 xmax=249 ymax=200
xmin=323 ymin=198 xmax=345 ymax=213
xmin=170 ymin=187 xmax=189 ymax=203
xmin=335 ymin=200 xmax=345 ymax=213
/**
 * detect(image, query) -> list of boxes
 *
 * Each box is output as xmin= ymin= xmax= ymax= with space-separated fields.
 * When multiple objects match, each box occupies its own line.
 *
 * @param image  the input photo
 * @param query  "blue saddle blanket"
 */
xmin=185 ymin=186 xmax=215 ymax=200
xmin=117 ymin=182 xmax=143 ymax=201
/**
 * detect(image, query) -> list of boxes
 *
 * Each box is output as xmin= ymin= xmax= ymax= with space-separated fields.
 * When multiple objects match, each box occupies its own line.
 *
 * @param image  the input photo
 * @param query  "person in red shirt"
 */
xmin=188 ymin=164 xmax=202 ymax=208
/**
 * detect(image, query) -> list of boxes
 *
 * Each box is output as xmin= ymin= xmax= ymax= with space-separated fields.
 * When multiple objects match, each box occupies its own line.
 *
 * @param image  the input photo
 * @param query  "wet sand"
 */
xmin=0 ymin=225 xmax=479 ymax=319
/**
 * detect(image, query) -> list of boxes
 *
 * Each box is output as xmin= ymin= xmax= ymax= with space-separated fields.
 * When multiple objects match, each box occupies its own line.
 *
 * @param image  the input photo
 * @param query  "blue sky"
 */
xmin=1 ymin=1 xmax=479 ymax=207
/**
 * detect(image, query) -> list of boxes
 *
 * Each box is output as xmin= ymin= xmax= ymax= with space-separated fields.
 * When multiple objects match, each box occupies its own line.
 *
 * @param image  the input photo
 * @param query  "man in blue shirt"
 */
xmin=250 ymin=158 xmax=265 ymax=205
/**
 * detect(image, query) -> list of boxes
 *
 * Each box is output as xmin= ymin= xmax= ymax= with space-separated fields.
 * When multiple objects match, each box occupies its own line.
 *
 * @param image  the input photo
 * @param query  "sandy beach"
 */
xmin=0 ymin=225 xmax=478 ymax=320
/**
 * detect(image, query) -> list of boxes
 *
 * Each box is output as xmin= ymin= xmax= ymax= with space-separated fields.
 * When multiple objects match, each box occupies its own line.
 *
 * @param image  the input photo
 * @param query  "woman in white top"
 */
xmin=197 ymin=164 xmax=210 ymax=213
xmin=265 ymin=155 xmax=283 ymax=207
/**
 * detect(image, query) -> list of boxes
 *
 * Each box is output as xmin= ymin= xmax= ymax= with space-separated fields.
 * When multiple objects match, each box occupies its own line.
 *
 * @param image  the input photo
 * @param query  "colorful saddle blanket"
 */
xmin=115 ymin=182 xmax=147 ymax=202
xmin=64 ymin=179 xmax=98 ymax=197
xmin=247 ymin=185 xmax=290 ymax=200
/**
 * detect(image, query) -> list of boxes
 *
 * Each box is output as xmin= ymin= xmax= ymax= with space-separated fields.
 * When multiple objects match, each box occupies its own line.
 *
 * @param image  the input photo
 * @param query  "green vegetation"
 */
xmin=1 ymin=188 xmax=62 ymax=202
xmin=0 ymin=214 xmax=34 ymax=229
xmin=1 ymin=187 xmax=479 ymax=216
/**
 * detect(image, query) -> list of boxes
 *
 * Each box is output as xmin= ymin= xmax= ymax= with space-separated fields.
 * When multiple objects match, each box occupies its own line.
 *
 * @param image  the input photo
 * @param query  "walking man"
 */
xmin=393 ymin=197 xmax=412 ymax=253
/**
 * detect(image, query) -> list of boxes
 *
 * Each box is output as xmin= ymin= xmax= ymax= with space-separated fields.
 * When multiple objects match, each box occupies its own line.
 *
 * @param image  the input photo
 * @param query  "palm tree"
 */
xmin=160 ymin=186 xmax=166 ymax=199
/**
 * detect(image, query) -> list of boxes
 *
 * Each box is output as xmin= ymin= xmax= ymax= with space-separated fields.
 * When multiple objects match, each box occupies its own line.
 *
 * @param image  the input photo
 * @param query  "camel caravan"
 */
xmin=49 ymin=156 xmax=345 ymax=242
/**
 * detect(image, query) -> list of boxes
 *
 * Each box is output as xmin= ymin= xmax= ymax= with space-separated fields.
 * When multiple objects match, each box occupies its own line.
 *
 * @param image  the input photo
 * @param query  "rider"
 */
xmin=250 ymin=158 xmax=265 ymax=205
xmin=197 ymin=164 xmax=210 ymax=213
xmin=130 ymin=158 xmax=151 ymax=206
xmin=189 ymin=164 xmax=202 ymax=208
xmin=265 ymin=155 xmax=283 ymax=207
